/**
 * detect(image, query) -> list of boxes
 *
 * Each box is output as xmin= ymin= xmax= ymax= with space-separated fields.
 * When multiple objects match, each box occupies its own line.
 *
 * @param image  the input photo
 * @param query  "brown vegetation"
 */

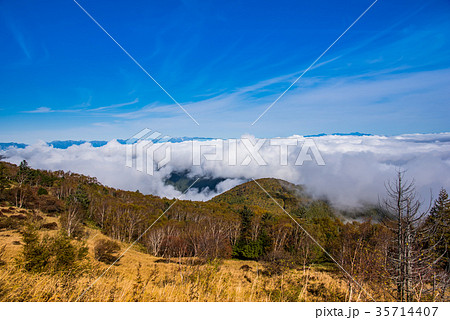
xmin=0 ymin=210 xmax=365 ymax=302
xmin=0 ymin=160 xmax=448 ymax=301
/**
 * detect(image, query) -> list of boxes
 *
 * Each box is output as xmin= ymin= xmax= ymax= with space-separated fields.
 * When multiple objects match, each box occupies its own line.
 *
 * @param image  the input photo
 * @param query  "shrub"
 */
xmin=10 ymin=214 xmax=27 ymax=220
xmin=30 ymin=212 xmax=44 ymax=223
xmin=0 ymin=216 xmax=21 ymax=230
xmin=37 ymin=187 xmax=48 ymax=196
xmin=51 ymin=233 xmax=88 ymax=271
xmin=233 ymin=240 xmax=263 ymax=260
xmin=40 ymin=222 xmax=58 ymax=230
xmin=21 ymin=224 xmax=88 ymax=273
xmin=22 ymin=224 xmax=51 ymax=272
xmin=240 ymin=264 xmax=252 ymax=272
xmin=38 ymin=196 xmax=64 ymax=215
xmin=261 ymin=250 xmax=298 ymax=276
xmin=94 ymin=239 xmax=121 ymax=264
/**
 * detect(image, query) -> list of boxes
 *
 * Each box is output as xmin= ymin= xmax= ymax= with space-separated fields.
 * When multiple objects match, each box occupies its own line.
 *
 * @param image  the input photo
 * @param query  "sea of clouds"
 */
xmin=1 ymin=133 xmax=449 ymax=208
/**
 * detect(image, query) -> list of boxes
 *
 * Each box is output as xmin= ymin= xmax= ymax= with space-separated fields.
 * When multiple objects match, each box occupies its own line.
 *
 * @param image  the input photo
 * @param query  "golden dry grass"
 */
xmin=0 ymin=206 xmax=384 ymax=302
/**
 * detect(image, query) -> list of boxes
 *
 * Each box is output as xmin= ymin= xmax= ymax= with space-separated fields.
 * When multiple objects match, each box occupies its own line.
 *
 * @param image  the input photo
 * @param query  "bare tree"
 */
xmin=14 ymin=160 xmax=31 ymax=208
xmin=61 ymin=194 xmax=83 ymax=237
xmin=382 ymin=171 xmax=441 ymax=301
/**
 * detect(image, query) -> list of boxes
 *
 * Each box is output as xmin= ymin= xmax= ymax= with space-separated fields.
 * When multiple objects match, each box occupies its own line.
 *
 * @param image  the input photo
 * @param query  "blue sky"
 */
xmin=1 ymin=0 xmax=450 ymax=143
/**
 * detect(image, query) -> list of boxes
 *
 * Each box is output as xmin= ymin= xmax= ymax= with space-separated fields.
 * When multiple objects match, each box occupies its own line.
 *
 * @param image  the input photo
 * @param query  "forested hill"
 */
xmin=0 ymin=160 xmax=383 ymax=224
xmin=211 ymin=178 xmax=389 ymax=221
xmin=0 ymin=159 xmax=383 ymax=260
xmin=210 ymin=178 xmax=313 ymax=216
xmin=0 ymin=160 xmax=341 ymax=259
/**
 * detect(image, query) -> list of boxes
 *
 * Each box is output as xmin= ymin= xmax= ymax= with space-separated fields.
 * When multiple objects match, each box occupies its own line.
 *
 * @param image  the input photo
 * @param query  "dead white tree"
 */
xmin=382 ymin=170 xmax=442 ymax=301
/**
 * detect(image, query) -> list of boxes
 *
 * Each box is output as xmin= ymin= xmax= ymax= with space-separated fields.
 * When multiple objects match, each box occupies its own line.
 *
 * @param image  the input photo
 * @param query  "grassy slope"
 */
xmin=0 ymin=206 xmax=369 ymax=302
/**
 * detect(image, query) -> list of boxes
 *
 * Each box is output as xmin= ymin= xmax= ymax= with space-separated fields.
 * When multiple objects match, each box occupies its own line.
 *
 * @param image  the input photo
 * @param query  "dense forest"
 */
xmin=0 ymin=160 xmax=448 ymax=301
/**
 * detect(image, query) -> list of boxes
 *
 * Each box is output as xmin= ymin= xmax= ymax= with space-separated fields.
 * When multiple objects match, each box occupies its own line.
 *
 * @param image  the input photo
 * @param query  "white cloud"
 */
xmin=23 ymin=106 xmax=53 ymax=113
xmin=88 ymin=98 xmax=139 ymax=112
xmin=1 ymin=133 xmax=449 ymax=208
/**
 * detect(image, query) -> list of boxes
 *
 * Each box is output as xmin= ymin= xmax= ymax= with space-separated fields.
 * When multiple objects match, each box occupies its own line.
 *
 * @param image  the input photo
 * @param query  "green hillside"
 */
xmin=210 ymin=178 xmax=333 ymax=218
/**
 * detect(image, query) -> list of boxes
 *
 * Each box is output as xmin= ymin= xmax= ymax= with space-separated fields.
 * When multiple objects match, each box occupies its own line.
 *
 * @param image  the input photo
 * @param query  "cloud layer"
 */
xmin=2 ymin=133 xmax=449 ymax=208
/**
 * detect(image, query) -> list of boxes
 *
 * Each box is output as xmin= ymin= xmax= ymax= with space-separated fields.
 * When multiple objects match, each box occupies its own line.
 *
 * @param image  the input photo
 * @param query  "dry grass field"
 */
xmin=0 ymin=206 xmax=382 ymax=302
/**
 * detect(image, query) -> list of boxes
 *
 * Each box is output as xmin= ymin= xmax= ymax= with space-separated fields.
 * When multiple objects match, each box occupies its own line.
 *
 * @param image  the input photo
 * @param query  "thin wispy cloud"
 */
xmin=107 ymin=67 xmax=450 ymax=135
xmin=22 ymin=98 xmax=139 ymax=115
xmin=1 ymin=8 xmax=31 ymax=62
xmin=88 ymin=98 xmax=139 ymax=112
xmin=1 ymin=0 xmax=449 ymax=142
xmin=23 ymin=106 xmax=53 ymax=113
xmin=23 ymin=106 xmax=82 ymax=114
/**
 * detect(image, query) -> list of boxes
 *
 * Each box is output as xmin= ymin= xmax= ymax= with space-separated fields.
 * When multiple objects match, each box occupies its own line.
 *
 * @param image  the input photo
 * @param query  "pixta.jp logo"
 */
xmin=125 ymin=129 xmax=171 ymax=175
xmin=125 ymin=129 xmax=325 ymax=176
xmin=192 ymin=138 xmax=325 ymax=166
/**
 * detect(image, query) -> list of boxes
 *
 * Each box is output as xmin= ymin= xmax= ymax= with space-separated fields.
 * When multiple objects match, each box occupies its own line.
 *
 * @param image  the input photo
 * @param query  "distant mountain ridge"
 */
xmin=0 ymin=133 xmax=372 ymax=150
xmin=304 ymin=132 xmax=371 ymax=137
xmin=0 ymin=137 xmax=215 ymax=150
xmin=0 ymin=143 xmax=28 ymax=150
